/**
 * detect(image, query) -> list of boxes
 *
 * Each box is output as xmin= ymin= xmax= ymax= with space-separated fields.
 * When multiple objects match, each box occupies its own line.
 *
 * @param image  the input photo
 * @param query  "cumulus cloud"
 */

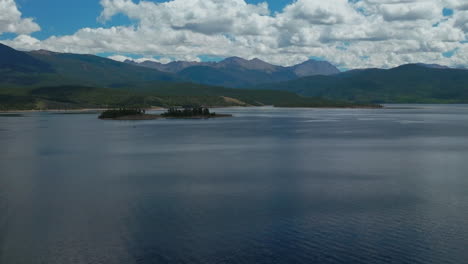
xmin=379 ymin=2 xmax=440 ymax=21
xmin=0 ymin=0 xmax=40 ymax=35
xmin=454 ymin=10 xmax=468 ymax=32
xmin=281 ymin=0 xmax=359 ymax=25
xmin=108 ymin=54 xmax=195 ymax=64
xmin=1 ymin=0 xmax=467 ymax=69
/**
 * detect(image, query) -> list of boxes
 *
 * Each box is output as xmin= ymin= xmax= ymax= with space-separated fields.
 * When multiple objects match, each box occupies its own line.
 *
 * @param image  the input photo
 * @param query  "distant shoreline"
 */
xmin=0 ymin=105 xmax=383 ymax=113
xmin=274 ymin=105 xmax=383 ymax=109
xmin=0 ymin=107 xmax=165 ymax=113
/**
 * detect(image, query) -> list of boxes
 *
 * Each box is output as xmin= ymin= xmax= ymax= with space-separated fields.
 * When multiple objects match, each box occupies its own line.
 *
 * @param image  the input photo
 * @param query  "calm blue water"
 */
xmin=1 ymin=105 xmax=468 ymax=264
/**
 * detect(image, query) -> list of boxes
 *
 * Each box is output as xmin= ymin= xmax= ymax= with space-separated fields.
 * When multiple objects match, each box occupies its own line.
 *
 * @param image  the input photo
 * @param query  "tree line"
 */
xmin=161 ymin=107 xmax=215 ymax=117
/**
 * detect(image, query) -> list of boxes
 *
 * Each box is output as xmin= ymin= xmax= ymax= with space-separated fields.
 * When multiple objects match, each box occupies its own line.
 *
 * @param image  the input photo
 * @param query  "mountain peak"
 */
xmin=298 ymin=59 xmax=330 ymax=65
xmin=140 ymin=60 xmax=163 ymax=66
xmin=414 ymin=63 xmax=450 ymax=69
xmin=127 ymin=60 xmax=204 ymax=73
xmin=250 ymin=58 xmax=264 ymax=62
xmin=217 ymin=56 xmax=280 ymax=72
xmin=0 ymin=43 xmax=53 ymax=73
xmin=303 ymin=58 xmax=319 ymax=63
xmin=122 ymin=53 xmax=342 ymax=87
xmin=249 ymin=58 xmax=272 ymax=65
xmin=29 ymin=49 xmax=58 ymax=56
xmin=222 ymin=56 xmax=248 ymax=63
xmin=292 ymin=59 xmax=340 ymax=77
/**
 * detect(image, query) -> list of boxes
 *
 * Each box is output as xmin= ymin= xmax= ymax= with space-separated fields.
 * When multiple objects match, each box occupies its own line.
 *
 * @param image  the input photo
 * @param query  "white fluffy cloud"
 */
xmin=1 ymin=0 xmax=467 ymax=69
xmin=0 ymin=0 xmax=40 ymax=35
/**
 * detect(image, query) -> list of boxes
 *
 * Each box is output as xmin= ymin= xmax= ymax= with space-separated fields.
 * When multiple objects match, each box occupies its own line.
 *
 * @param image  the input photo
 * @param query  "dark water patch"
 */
xmin=0 ymin=113 xmax=23 ymax=117
xmin=1 ymin=105 xmax=468 ymax=264
xmin=0 ymin=193 xmax=8 ymax=260
xmin=51 ymin=111 xmax=100 ymax=115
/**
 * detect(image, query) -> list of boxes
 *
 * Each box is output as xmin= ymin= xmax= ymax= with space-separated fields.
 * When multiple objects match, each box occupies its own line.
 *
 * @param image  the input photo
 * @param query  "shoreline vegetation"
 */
xmin=0 ymin=104 xmax=383 ymax=114
xmin=98 ymin=107 xmax=233 ymax=120
xmin=0 ymin=85 xmax=382 ymax=112
xmin=0 ymin=104 xmax=382 ymax=113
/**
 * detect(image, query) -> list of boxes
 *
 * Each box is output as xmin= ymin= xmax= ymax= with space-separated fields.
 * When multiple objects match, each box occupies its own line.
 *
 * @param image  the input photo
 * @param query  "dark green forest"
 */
xmin=255 ymin=64 xmax=468 ymax=104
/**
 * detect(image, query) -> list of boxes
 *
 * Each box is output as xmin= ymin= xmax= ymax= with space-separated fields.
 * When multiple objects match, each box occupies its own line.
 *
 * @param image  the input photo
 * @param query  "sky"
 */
xmin=0 ymin=0 xmax=468 ymax=69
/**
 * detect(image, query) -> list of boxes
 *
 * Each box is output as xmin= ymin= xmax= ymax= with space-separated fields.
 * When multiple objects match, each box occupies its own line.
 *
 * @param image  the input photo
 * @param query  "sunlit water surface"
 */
xmin=1 ymin=105 xmax=468 ymax=264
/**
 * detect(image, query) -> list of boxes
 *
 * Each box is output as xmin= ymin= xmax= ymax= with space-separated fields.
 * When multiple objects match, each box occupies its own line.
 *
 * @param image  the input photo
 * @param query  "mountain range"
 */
xmin=0 ymin=43 xmax=356 ymax=110
xmin=125 ymin=56 xmax=341 ymax=88
xmin=1 ymin=42 xmax=468 ymax=109
xmin=0 ymin=44 xmax=53 ymax=73
xmin=0 ymin=43 xmax=180 ymax=88
xmin=255 ymin=64 xmax=468 ymax=103
xmin=0 ymin=42 xmax=340 ymax=88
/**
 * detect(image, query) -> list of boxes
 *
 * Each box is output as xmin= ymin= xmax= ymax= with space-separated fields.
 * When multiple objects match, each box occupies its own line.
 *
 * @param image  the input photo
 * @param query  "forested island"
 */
xmin=161 ymin=107 xmax=231 ymax=118
xmin=98 ymin=107 xmax=232 ymax=120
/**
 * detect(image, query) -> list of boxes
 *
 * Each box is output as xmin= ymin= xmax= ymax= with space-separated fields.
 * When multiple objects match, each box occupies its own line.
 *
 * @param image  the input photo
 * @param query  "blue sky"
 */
xmin=1 ymin=0 xmax=467 ymax=69
xmin=15 ymin=0 xmax=294 ymax=40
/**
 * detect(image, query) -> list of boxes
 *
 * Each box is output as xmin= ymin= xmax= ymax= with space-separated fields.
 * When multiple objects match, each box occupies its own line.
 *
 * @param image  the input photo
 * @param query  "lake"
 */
xmin=1 ymin=105 xmax=468 ymax=264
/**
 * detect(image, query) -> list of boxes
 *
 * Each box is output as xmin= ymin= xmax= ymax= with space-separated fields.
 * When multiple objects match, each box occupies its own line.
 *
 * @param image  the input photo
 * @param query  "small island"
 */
xmin=161 ymin=107 xmax=232 ymax=119
xmin=99 ymin=107 xmax=232 ymax=120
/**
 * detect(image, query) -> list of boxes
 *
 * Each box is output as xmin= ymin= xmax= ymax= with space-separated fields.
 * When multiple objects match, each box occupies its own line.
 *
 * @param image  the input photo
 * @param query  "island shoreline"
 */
xmin=99 ymin=113 xmax=233 ymax=121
